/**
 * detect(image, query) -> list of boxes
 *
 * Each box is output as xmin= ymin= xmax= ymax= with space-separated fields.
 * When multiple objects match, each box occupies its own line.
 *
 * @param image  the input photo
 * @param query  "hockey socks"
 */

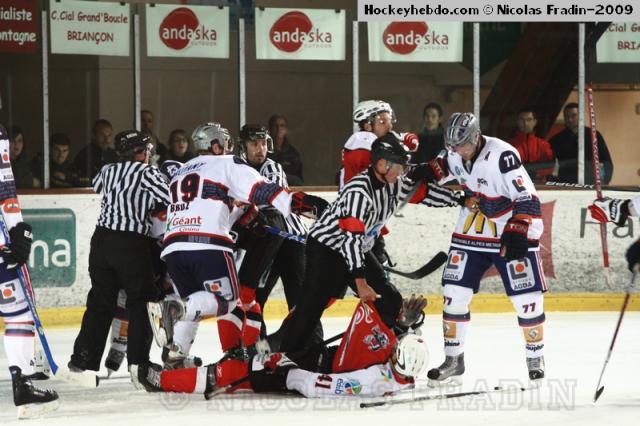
xmin=217 ymin=304 xmax=245 ymax=352
xmin=240 ymin=286 xmax=262 ymax=347
xmin=442 ymin=285 xmax=473 ymax=357
xmin=510 ymin=292 xmax=545 ymax=359
xmin=159 ymin=359 xmax=249 ymax=394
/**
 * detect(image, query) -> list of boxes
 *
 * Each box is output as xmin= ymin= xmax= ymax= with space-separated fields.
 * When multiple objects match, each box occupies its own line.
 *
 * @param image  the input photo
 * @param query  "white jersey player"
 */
xmin=589 ymin=195 xmax=640 ymax=271
xmin=423 ymin=113 xmax=547 ymax=386
xmin=0 ymin=124 xmax=58 ymax=417
xmin=147 ymin=125 xmax=324 ymax=357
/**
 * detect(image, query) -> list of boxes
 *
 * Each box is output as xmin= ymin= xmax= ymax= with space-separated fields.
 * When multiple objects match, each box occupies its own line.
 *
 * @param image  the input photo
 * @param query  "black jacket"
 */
xmin=549 ymin=127 xmax=613 ymax=184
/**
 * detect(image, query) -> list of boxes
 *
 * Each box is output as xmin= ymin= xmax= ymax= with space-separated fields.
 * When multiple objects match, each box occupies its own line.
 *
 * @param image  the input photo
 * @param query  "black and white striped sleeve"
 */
xmin=140 ymin=167 xmax=171 ymax=207
xmin=338 ymin=186 xmax=372 ymax=278
xmin=92 ymin=165 xmax=106 ymax=193
xmin=421 ymin=183 xmax=463 ymax=208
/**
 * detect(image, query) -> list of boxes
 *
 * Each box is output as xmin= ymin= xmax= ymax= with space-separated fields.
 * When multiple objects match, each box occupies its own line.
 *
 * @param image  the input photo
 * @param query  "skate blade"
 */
xmin=147 ymin=302 xmax=168 ymax=347
xmin=427 ymin=375 xmax=463 ymax=388
xmin=54 ymin=368 xmax=100 ymax=388
xmin=17 ymin=399 xmax=60 ymax=419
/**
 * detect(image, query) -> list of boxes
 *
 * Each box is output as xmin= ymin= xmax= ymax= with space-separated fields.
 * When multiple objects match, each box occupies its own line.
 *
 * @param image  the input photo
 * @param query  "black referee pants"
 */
xmin=70 ymin=227 xmax=159 ymax=370
xmin=279 ymin=237 xmax=403 ymax=353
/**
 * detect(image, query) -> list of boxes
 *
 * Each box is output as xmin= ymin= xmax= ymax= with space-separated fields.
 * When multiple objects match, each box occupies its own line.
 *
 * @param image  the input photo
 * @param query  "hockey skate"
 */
xmin=427 ymin=353 xmax=465 ymax=387
xmin=11 ymin=366 xmax=59 ymax=419
xmin=104 ymin=348 xmax=126 ymax=377
xmin=130 ymin=362 xmax=163 ymax=392
xmin=161 ymin=344 xmax=203 ymax=370
xmin=147 ymin=299 xmax=186 ymax=347
xmin=526 ymin=356 xmax=545 ymax=387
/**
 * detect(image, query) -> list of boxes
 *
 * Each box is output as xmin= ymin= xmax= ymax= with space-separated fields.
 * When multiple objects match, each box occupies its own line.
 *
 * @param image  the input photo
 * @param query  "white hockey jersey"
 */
xmin=286 ymin=361 xmax=412 ymax=397
xmin=0 ymin=129 xmax=24 ymax=252
xmin=161 ymin=155 xmax=291 ymax=257
xmin=444 ymin=136 xmax=543 ymax=253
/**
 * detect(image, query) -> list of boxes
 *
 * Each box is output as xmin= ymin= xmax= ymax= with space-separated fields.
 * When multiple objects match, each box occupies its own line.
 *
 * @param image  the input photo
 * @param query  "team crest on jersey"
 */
xmin=335 ymin=378 xmax=362 ymax=395
xmin=1 ymin=198 xmax=21 ymax=214
xmin=363 ymin=326 xmax=390 ymax=352
xmin=443 ymin=250 xmax=468 ymax=281
xmin=507 ymin=258 xmax=535 ymax=291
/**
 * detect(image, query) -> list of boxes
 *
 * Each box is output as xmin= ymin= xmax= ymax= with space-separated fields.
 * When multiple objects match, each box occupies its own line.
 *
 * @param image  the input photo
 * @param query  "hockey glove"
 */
xmin=589 ymin=197 xmax=630 ymax=227
xmin=237 ymin=204 xmax=268 ymax=237
xmin=1 ymin=222 xmax=33 ymax=267
xmin=291 ymin=192 xmax=329 ymax=220
xmin=407 ymin=151 xmax=449 ymax=183
xmin=398 ymin=294 xmax=427 ymax=329
xmin=626 ymin=239 xmax=640 ymax=272
xmin=401 ymin=132 xmax=420 ymax=152
xmin=500 ymin=215 xmax=530 ymax=261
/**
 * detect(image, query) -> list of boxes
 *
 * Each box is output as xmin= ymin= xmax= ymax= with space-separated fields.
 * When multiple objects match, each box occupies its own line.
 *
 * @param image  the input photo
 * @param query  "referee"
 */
xmin=69 ymin=130 xmax=171 ymax=373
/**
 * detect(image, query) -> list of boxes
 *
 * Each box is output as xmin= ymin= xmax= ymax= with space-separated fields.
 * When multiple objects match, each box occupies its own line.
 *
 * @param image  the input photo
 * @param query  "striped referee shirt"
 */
xmin=256 ymin=158 xmax=307 ymax=236
xmin=309 ymin=167 xmax=459 ymax=278
xmin=93 ymin=161 xmax=171 ymax=235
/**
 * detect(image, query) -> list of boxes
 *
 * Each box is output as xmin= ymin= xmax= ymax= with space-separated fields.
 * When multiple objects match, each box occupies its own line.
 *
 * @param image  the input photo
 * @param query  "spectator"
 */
xmin=413 ymin=102 xmax=445 ymax=164
xmin=31 ymin=133 xmax=80 ymax=188
xmin=549 ymin=103 xmax=614 ymax=184
xmin=73 ymin=119 xmax=118 ymax=186
xmin=8 ymin=126 xmax=39 ymax=189
xmin=141 ymin=109 xmax=166 ymax=166
xmin=507 ymin=108 xmax=555 ymax=183
xmin=267 ymin=114 xmax=303 ymax=185
xmin=163 ymin=129 xmax=195 ymax=164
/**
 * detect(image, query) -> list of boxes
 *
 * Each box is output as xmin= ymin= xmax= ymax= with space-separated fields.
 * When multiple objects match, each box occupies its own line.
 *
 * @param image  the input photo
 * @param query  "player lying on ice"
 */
xmin=131 ymin=298 xmax=428 ymax=398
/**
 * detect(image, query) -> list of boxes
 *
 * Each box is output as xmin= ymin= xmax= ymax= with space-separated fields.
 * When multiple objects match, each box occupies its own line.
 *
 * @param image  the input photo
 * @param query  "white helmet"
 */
xmin=191 ymin=122 xmax=232 ymax=153
xmin=353 ymin=100 xmax=396 ymax=124
xmin=393 ymin=334 xmax=429 ymax=378
xmin=444 ymin=112 xmax=480 ymax=151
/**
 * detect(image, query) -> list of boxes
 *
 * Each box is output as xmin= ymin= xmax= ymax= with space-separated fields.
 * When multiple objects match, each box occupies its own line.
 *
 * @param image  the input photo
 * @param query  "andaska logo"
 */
xmin=159 ymin=7 xmax=217 ymax=50
xmin=382 ymin=22 xmax=450 ymax=54
xmin=269 ymin=11 xmax=332 ymax=52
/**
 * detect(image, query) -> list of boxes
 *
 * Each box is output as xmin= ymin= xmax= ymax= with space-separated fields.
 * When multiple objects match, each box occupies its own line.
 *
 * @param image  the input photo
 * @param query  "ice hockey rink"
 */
xmin=1 ymin=312 xmax=639 ymax=425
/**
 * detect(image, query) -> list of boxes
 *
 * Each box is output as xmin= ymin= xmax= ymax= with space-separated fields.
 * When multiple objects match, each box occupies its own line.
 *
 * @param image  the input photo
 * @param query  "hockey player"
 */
xmin=589 ymin=196 xmax=640 ymax=271
xmin=0 ymin=124 xmax=58 ymax=417
xmin=421 ymin=113 xmax=547 ymax=387
xmin=132 ymin=300 xmax=429 ymax=398
xmin=278 ymin=133 xmax=461 ymax=355
xmin=150 ymin=129 xmax=326 ymax=358
xmin=234 ymin=124 xmax=312 ymax=344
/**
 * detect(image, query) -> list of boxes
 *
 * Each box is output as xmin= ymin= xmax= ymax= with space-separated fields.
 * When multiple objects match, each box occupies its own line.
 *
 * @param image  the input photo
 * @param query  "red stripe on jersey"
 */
xmin=409 ymin=182 xmax=427 ymax=204
xmin=338 ymin=217 xmax=366 ymax=234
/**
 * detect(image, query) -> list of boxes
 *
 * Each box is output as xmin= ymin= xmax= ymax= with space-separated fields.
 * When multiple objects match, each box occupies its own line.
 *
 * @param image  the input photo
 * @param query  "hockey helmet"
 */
xmin=444 ymin=112 xmax=480 ymax=151
xmin=192 ymin=122 xmax=233 ymax=154
xmin=393 ymin=334 xmax=429 ymax=378
xmin=159 ymin=160 xmax=182 ymax=182
xmin=238 ymin=124 xmax=273 ymax=153
xmin=352 ymin=100 xmax=396 ymax=125
xmin=114 ymin=130 xmax=152 ymax=161
xmin=370 ymin=132 xmax=410 ymax=167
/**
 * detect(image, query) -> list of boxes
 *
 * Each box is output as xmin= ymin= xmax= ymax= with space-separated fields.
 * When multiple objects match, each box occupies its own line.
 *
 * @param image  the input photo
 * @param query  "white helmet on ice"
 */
xmin=393 ymin=334 xmax=429 ymax=378
xmin=191 ymin=122 xmax=232 ymax=154
xmin=444 ymin=112 xmax=480 ymax=151
xmin=353 ymin=100 xmax=396 ymax=125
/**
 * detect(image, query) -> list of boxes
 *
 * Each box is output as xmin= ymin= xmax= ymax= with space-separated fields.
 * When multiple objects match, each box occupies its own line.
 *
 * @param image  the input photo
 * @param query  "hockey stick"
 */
xmin=204 ymin=331 xmax=345 ymax=399
xmin=587 ymin=86 xmax=612 ymax=289
xmin=0 ymin=215 xmax=99 ymax=388
xmin=383 ymin=251 xmax=448 ymax=280
xmin=593 ymin=270 xmax=637 ymax=403
xmin=263 ymin=225 xmax=307 ymax=244
xmin=544 ymin=181 xmax=640 ymax=193
xmin=360 ymin=385 xmax=527 ymax=408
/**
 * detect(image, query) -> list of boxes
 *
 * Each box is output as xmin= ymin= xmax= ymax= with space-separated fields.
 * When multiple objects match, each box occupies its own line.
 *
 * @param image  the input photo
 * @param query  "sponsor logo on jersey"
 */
xmin=512 ymin=176 xmax=526 ymax=192
xmin=380 ymin=367 xmax=393 ymax=382
xmin=381 ymin=22 xmax=451 ymax=54
xmin=159 ymin=7 xmax=218 ymax=50
xmin=363 ymin=325 xmax=390 ymax=351
xmin=507 ymin=258 xmax=535 ymax=291
xmin=443 ymin=250 xmax=467 ymax=281
xmin=269 ymin=11 xmax=333 ymax=53
xmin=335 ymin=378 xmax=362 ymax=395
xmin=170 ymin=215 xmax=202 ymax=227
xmin=477 ymin=177 xmax=488 ymax=186
xmin=1 ymin=198 xmax=21 ymax=214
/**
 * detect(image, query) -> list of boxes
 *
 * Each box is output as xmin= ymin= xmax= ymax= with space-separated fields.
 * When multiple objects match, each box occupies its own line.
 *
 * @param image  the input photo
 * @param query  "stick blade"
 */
xmin=412 ymin=251 xmax=448 ymax=279
xmin=593 ymin=386 xmax=605 ymax=403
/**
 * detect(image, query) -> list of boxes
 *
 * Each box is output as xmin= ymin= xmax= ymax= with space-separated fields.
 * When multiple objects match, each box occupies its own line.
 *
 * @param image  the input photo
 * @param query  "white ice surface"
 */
xmin=1 ymin=312 xmax=639 ymax=425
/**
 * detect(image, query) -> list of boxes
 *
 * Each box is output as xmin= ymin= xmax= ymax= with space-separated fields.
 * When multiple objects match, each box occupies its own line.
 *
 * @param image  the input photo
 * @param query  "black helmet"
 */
xmin=114 ymin=130 xmax=151 ymax=160
xmin=371 ymin=132 xmax=410 ymax=166
xmin=238 ymin=124 xmax=273 ymax=153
